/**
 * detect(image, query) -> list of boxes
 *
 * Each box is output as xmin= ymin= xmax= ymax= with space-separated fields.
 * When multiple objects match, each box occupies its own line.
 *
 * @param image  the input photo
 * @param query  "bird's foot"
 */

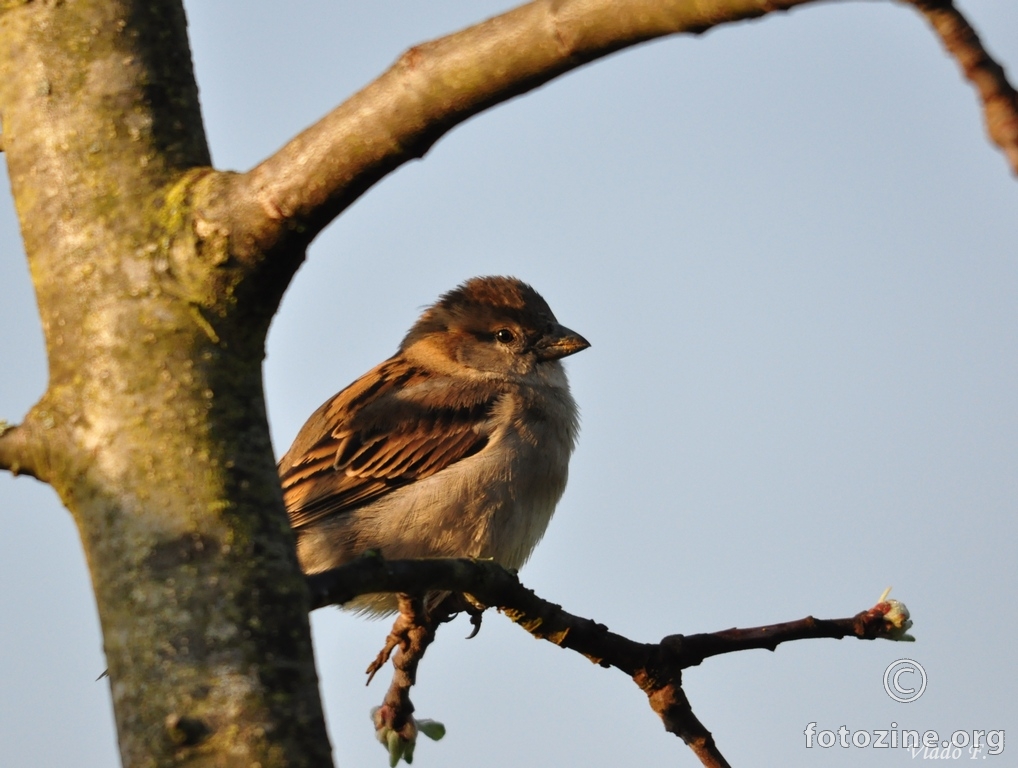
xmin=372 ymin=705 xmax=445 ymax=766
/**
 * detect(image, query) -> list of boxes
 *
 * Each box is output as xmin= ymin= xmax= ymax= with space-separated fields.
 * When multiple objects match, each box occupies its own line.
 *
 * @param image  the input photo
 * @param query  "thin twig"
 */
xmin=908 ymin=0 xmax=1018 ymax=174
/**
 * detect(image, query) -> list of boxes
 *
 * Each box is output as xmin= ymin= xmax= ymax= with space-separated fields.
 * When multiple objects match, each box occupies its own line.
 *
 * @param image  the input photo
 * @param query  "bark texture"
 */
xmin=0 ymin=2 xmax=329 ymax=766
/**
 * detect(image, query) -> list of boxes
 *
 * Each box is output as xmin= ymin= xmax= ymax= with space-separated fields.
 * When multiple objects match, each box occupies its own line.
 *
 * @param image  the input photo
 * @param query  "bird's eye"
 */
xmin=494 ymin=328 xmax=515 ymax=344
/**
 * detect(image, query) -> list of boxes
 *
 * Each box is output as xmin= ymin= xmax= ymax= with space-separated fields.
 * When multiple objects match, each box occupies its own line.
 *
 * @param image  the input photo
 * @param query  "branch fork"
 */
xmin=312 ymin=557 xmax=913 ymax=767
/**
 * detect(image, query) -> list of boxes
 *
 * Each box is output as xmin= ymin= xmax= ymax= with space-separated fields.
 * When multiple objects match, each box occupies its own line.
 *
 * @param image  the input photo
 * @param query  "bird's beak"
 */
xmin=535 ymin=324 xmax=591 ymax=362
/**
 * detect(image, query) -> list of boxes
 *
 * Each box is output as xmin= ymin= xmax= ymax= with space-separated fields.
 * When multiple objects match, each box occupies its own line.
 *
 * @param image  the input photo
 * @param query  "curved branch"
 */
xmin=226 ymin=0 xmax=1018 ymax=260
xmin=229 ymin=0 xmax=819 ymax=255
xmin=307 ymin=556 xmax=911 ymax=767
xmin=909 ymin=0 xmax=1018 ymax=174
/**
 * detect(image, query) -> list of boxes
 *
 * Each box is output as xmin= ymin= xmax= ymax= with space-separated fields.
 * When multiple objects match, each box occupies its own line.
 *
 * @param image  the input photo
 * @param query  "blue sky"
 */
xmin=1 ymin=2 xmax=1016 ymax=766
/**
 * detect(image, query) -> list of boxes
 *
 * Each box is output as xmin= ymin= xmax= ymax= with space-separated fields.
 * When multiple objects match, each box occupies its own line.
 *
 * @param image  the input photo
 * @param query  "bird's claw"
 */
xmin=465 ymin=605 xmax=483 ymax=639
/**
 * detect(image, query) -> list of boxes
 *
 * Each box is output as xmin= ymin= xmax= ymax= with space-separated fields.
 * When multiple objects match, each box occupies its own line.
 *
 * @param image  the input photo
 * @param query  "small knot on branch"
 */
xmin=0 ymin=420 xmax=42 ymax=479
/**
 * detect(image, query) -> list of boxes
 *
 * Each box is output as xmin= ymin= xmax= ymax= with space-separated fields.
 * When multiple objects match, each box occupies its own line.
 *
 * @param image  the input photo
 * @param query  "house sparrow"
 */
xmin=278 ymin=276 xmax=589 ymax=613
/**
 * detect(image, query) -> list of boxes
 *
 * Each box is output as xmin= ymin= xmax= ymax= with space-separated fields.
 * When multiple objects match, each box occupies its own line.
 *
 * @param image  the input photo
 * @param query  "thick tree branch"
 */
xmin=908 ymin=0 xmax=1018 ymax=174
xmin=308 ymin=557 xmax=911 ymax=767
xmin=229 ymin=0 xmax=819 ymax=256
xmin=226 ymin=0 xmax=1018 ymax=261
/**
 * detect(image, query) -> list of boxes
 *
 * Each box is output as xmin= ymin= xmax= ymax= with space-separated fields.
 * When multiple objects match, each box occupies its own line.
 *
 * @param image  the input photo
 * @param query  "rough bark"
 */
xmin=0 ymin=2 xmax=329 ymax=766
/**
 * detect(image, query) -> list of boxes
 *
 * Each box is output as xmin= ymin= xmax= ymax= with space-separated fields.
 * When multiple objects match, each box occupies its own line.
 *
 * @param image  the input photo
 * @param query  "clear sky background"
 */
xmin=1 ymin=2 xmax=1016 ymax=766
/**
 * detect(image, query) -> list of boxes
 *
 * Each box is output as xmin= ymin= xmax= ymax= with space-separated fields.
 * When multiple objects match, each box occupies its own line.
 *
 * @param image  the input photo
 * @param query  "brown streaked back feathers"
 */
xmin=278 ymin=357 xmax=499 ymax=531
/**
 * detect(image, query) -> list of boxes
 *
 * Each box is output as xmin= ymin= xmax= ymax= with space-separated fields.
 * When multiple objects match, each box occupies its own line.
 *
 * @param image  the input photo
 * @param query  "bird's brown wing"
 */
xmin=278 ymin=358 xmax=498 ymax=531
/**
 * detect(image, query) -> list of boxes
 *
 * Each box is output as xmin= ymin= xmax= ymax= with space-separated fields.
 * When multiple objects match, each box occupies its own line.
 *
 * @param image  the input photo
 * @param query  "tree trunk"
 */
xmin=0 ymin=2 xmax=331 ymax=765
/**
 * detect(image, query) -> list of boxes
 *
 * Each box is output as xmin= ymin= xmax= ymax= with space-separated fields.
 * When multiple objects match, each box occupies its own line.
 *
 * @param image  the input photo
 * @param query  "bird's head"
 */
xmin=400 ymin=276 xmax=590 ymax=379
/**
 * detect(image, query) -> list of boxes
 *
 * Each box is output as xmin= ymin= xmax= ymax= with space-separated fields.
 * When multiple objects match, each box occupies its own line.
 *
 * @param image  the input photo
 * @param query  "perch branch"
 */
xmin=907 ymin=0 xmax=1018 ymax=174
xmin=308 ymin=556 xmax=912 ymax=767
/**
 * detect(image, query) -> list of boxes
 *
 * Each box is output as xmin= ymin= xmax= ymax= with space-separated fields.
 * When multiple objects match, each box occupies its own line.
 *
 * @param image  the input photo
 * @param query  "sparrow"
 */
xmin=278 ymin=276 xmax=589 ymax=614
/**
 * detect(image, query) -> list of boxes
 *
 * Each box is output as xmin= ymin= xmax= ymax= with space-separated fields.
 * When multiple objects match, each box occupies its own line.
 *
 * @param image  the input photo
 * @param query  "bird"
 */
xmin=278 ymin=276 xmax=589 ymax=614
